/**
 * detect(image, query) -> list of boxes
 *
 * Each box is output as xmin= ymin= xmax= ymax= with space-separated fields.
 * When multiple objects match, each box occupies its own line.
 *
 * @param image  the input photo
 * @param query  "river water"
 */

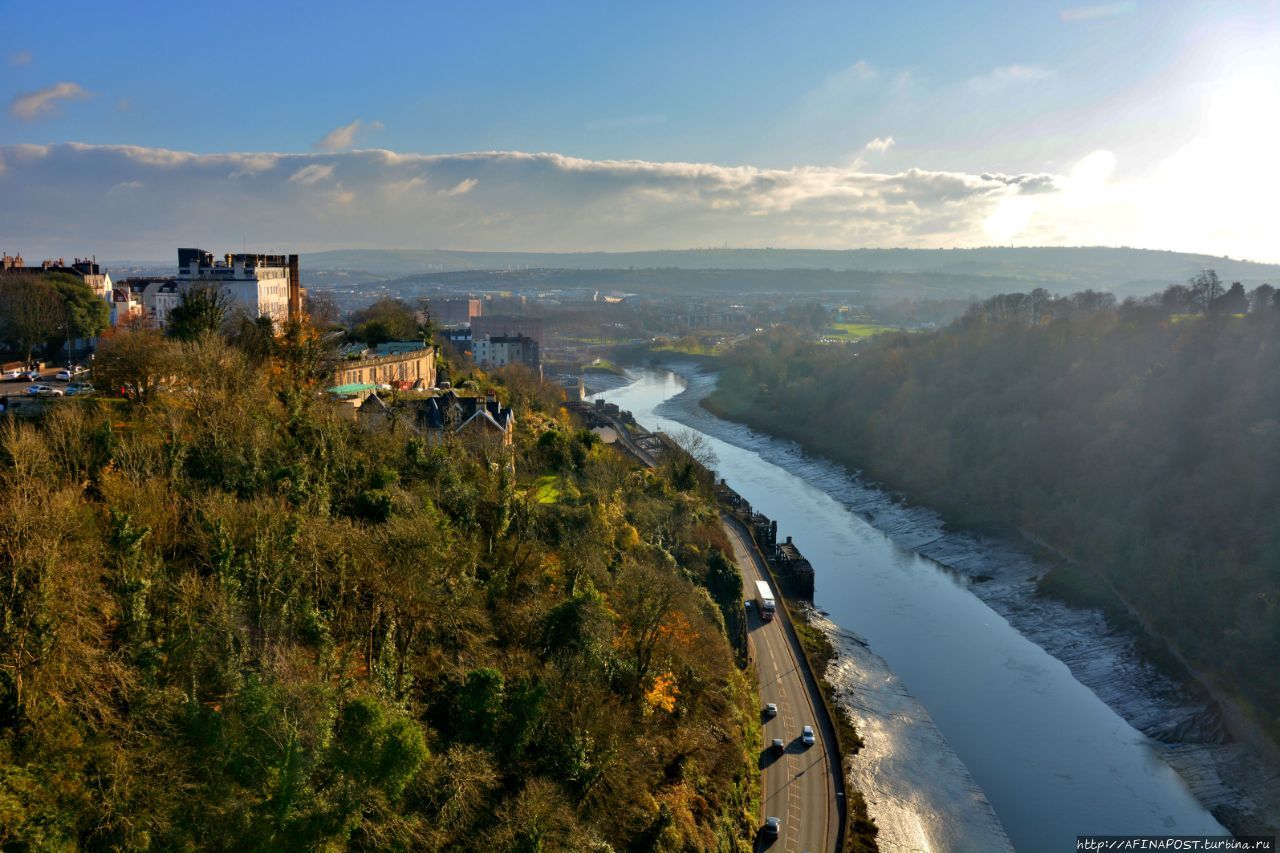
xmin=594 ymin=366 xmax=1227 ymax=852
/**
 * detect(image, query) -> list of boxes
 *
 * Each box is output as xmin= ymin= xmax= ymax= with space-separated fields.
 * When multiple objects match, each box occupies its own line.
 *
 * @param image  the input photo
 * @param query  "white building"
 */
xmin=141 ymin=280 xmax=181 ymax=325
xmin=175 ymin=248 xmax=296 ymax=324
xmin=472 ymin=333 xmax=540 ymax=370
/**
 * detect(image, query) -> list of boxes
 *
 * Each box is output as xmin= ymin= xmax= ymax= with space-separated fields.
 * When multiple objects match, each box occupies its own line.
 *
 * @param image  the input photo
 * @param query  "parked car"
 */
xmin=54 ymin=366 xmax=85 ymax=381
xmin=801 ymin=725 xmax=815 ymax=746
xmin=762 ymin=816 xmax=781 ymax=839
xmin=26 ymin=385 xmax=62 ymax=398
xmin=1 ymin=369 xmax=22 ymax=381
xmin=65 ymin=382 xmax=95 ymax=396
xmin=764 ymin=702 xmax=778 ymax=718
xmin=20 ymin=370 xmax=40 ymax=382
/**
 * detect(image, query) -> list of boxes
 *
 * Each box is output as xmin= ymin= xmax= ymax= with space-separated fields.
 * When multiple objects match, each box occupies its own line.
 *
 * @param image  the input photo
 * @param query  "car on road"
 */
xmin=19 ymin=370 xmax=40 ymax=382
xmin=764 ymin=702 xmax=778 ymax=718
xmin=1 ymin=369 xmax=23 ymax=381
xmin=771 ymin=737 xmax=785 ymax=755
xmin=26 ymin=385 xmax=63 ymax=398
xmin=801 ymin=725 xmax=815 ymax=746
xmin=55 ymin=366 xmax=86 ymax=381
xmin=65 ymin=382 xmax=95 ymax=396
xmin=762 ymin=816 xmax=781 ymax=839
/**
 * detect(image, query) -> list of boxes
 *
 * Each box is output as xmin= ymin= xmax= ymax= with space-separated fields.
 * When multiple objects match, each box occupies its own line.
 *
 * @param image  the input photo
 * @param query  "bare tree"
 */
xmin=669 ymin=427 xmax=718 ymax=473
xmin=1188 ymin=270 xmax=1223 ymax=314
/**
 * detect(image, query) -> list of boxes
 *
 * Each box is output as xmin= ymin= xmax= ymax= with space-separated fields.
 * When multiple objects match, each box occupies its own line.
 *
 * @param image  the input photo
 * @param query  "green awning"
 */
xmin=327 ymin=383 xmax=379 ymax=395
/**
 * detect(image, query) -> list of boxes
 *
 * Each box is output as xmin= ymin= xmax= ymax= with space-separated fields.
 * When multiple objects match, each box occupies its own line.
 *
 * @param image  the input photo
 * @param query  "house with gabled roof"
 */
xmin=357 ymin=389 xmax=515 ymax=448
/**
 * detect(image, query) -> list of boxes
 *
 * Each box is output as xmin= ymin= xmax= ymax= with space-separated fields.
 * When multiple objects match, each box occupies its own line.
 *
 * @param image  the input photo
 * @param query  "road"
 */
xmin=724 ymin=516 xmax=841 ymax=853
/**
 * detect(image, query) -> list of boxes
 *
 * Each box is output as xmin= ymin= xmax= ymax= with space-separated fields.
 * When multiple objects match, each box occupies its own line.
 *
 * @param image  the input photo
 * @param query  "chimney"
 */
xmin=287 ymin=254 xmax=301 ymax=323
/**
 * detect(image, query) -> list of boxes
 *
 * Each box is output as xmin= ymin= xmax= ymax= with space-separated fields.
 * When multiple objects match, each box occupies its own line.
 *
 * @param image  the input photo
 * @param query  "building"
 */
xmin=109 ymin=287 xmax=144 ymax=326
xmin=141 ymin=280 xmax=182 ymax=325
xmin=357 ymin=389 xmax=515 ymax=448
xmin=175 ymin=248 xmax=300 ymax=324
xmin=412 ymin=390 xmax=515 ymax=447
xmin=1 ymin=254 xmax=114 ymax=300
xmin=470 ymin=314 xmax=543 ymax=345
xmin=427 ymin=297 xmax=482 ymax=326
xmin=472 ymin=333 xmax=539 ymax=370
xmin=331 ymin=340 xmax=436 ymax=390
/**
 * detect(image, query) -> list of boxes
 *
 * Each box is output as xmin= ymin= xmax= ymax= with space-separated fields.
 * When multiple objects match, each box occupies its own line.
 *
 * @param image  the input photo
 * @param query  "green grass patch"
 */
xmin=823 ymin=322 xmax=902 ymax=341
xmin=531 ymin=474 xmax=562 ymax=504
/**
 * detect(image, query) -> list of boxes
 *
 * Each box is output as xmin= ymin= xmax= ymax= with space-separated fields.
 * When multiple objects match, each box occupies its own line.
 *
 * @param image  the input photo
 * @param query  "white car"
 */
xmin=1 ymin=369 xmax=22 ymax=381
xmin=54 ymin=367 xmax=85 ymax=381
xmin=801 ymin=725 xmax=815 ymax=746
xmin=26 ymin=385 xmax=63 ymax=398
xmin=65 ymin=382 xmax=95 ymax=396
xmin=764 ymin=702 xmax=778 ymax=718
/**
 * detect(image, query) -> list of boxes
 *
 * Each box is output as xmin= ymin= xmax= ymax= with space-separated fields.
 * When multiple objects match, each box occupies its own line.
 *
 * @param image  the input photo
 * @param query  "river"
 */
xmin=592 ymin=366 xmax=1229 ymax=852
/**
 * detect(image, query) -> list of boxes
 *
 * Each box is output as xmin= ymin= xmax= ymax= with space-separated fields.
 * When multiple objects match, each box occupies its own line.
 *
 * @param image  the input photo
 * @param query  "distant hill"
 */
xmin=302 ymin=247 xmax=1280 ymax=296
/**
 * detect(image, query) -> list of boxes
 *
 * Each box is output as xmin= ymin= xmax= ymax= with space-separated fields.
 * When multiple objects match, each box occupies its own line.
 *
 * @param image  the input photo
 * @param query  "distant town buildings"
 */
xmin=470 ymin=314 xmax=543 ymax=345
xmin=427 ymin=297 xmax=482 ymax=326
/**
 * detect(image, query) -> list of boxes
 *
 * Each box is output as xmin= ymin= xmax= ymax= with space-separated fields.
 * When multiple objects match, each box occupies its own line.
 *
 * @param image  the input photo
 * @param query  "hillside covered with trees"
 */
xmin=709 ymin=274 xmax=1280 ymax=743
xmin=0 ymin=324 xmax=759 ymax=849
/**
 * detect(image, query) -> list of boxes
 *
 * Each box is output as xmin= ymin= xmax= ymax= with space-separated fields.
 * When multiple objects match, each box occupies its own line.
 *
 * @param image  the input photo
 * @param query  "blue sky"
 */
xmin=3 ymin=1 xmax=1279 ymax=260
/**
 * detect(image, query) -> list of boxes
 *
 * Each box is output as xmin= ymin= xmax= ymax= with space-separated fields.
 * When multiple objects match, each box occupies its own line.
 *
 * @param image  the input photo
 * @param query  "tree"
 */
xmin=350 ymin=298 xmax=420 ymax=346
xmin=1214 ymin=281 xmax=1249 ymax=315
xmin=1248 ymin=284 xmax=1275 ymax=313
xmin=167 ymin=284 xmax=232 ymax=340
xmin=1188 ymin=269 xmax=1223 ymax=313
xmin=94 ymin=325 xmax=175 ymax=401
xmin=0 ymin=274 xmax=62 ymax=364
xmin=47 ymin=273 xmax=109 ymax=348
xmin=1160 ymin=284 xmax=1194 ymax=314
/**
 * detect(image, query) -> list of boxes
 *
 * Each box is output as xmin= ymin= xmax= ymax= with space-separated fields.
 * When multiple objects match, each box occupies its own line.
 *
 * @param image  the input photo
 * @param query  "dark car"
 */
xmin=771 ymin=737 xmax=785 ymax=755
xmin=762 ymin=816 xmax=781 ymax=838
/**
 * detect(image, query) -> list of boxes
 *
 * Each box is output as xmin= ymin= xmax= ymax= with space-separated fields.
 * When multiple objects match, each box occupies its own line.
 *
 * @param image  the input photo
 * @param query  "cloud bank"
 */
xmin=4 ymin=138 xmax=1272 ymax=263
xmin=0 ymin=143 xmax=1068 ymax=258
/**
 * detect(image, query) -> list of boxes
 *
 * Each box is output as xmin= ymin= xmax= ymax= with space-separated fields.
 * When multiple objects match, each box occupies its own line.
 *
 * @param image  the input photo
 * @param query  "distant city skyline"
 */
xmin=2 ymin=1 xmax=1277 ymax=262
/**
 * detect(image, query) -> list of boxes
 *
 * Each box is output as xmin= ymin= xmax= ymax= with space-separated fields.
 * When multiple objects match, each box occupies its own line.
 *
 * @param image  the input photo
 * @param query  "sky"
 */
xmin=2 ymin=0 xmax=1278 ymax=262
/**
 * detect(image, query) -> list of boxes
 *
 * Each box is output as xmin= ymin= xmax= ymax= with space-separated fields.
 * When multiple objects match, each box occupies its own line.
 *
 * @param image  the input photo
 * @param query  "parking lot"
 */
xmin=1 ymin=365 xmax=95 ymax=415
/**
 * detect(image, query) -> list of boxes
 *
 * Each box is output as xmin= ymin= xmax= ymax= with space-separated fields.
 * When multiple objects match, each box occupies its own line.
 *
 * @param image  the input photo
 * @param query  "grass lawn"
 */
xmin=531 ymin=474 xmax=562 ymax=504
xmin=823 ymin=322 xmax=902 ymax=341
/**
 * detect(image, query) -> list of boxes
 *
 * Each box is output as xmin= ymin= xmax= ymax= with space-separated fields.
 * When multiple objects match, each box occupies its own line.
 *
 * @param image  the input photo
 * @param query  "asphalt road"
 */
xmin=724 ymin=516 xmax=840 ymax=853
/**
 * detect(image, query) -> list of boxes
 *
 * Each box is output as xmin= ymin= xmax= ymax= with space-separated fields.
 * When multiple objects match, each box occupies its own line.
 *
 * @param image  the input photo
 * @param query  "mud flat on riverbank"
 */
xmin=805 ymin=607 xmax=1013 ymax=853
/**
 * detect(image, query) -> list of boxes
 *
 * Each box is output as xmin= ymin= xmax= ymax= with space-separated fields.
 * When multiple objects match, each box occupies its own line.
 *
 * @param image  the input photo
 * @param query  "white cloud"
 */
xmin=9 ymin=82 xmax=91 ymax=120
xmin=864 ymin=136 xmax=895 ymax=154
xmin=314 ymin=119 xmax=381 ymax=152
xmin=289 ymin=163 xmax=336 ymax=185
xmin=442 ymin=178 xmax=477 ymax=197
